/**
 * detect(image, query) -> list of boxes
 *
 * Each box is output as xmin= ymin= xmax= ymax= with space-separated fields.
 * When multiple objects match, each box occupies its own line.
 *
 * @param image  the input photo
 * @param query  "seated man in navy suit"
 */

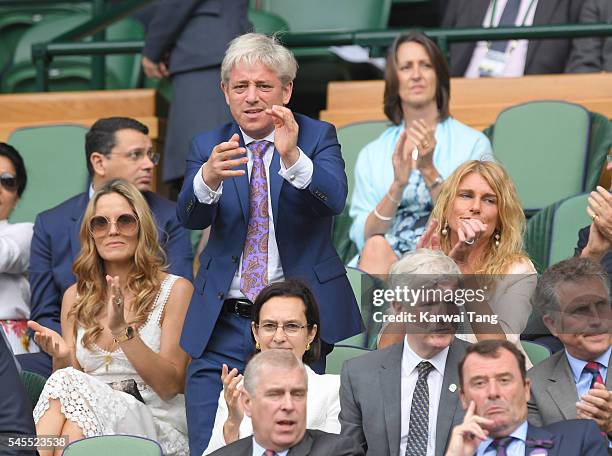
xmin=445 ymin=340 xmax=607 ymax=456
xmin=22 ymin=117 xmax=193 ymax=376
xmin=176 ymin=32 xmax=362 ymax=455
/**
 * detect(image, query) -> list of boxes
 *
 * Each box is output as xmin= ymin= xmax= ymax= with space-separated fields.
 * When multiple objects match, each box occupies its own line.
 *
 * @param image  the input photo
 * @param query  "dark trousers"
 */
xmin=16 ymin=351 xmax=51 ymax=378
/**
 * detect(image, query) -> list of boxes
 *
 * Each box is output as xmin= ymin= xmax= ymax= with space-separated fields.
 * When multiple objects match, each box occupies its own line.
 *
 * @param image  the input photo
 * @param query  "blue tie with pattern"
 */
xmin=405 ymin=361 xmax=434 ymax=456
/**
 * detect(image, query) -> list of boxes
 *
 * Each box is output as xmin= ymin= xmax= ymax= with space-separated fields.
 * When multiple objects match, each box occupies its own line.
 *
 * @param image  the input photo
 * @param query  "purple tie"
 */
xmin=490 ymin=436 xmax=514 ymax=456
xmin=240 ymin=140 xmax=270 ymax=301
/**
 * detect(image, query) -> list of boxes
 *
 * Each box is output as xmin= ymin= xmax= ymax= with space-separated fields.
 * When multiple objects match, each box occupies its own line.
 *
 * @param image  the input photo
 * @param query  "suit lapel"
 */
xmin=69 ymin=193 xmax=89 ymax=258
xmin=526 ymin=424 xmax=560 ymax=456
xmin=525 ymin=0 xmax=559 ymax=69
xmin=435 ymin=339 xmax=463 ymax=456
xmin=456 ymin=0 xmax=491 ymax=68
xmin=546 ymin=353 xmax=578 ymax=421
xmin=232 ymin=126 xmax=249 ymax=224
xmin=287 ymin=430 xmax=313 ymax=456
xmin=380 ymin=344 xmax=403 ymax=453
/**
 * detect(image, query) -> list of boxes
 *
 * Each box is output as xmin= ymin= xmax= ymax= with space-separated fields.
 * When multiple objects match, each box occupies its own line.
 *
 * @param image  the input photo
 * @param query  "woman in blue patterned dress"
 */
xmin=350 ymin=32 xmax=491 ymax=275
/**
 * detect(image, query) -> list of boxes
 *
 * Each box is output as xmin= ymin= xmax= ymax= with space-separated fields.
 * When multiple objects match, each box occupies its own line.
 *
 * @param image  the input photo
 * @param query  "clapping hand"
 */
xmin=221 ymin=363 xmax=245 ymax=425
xmin=27 ymin=321 xmax=70 ymax=360
xmin=576 ymin=382 xmax=612 ymax=433
xmin=201 ymin=134 xmax=248 ymax=190
xmin=107 ymin=275 xmax=128 ymax=335
xmin=267 ymin=105 xmax=299 ymax=167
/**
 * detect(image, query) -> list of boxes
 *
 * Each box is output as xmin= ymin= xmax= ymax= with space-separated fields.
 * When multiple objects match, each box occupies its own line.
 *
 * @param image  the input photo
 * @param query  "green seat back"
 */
xmin=2 ymin=13 xmax=143 ymax=93
xmin=0 ymin=4 xmax=90 ymax=74
xmin=333 ymin=121 xmax=388 ymax=264
xmin=8 ymin=124 xmax=89 ymax=223
xmin=62 ymin=435 xmax=162 ymax=455
xmin=492 ymin=101 xmax=590 ymax=213
xmin=19 ymin=370 xmax=47 ymax=410
xmin=325 ymin=344 xmax=370 ymax=375
xmin=248 ymin=9 xmax=289 ymax=34
xmin=549 ymin=193 xmax=591 ymax=266
xmin=256 ymin=0 xmax=391 ymax=31
xmin=520 ymin=340 xmax=551 ymax=366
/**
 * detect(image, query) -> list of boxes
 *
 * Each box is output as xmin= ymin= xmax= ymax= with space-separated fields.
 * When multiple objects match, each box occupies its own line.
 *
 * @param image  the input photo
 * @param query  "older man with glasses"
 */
xmin=20 ymin=116 xmax=193 ymax=377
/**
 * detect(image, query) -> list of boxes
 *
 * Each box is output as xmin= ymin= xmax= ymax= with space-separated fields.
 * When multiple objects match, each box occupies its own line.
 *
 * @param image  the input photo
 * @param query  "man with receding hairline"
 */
xmin=209 ymin=350 xmax=363 ymax=456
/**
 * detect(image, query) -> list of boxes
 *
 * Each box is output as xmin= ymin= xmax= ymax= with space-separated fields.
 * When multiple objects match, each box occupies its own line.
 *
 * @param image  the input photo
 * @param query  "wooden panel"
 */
xmin=323 ymin=73 xmax=612 ymax=130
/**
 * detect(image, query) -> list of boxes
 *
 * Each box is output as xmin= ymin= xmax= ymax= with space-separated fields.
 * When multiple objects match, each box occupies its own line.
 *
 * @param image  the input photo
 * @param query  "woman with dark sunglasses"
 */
xmin=28 ymin=179 xmax=193 ymax=455
xmin=0 ymin=142 xmax=38 ymax=355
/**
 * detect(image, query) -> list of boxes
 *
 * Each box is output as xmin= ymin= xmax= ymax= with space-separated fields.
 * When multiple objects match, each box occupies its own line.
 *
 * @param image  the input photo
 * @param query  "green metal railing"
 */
xmin=31 ymin=22 xmax=612 ymax=91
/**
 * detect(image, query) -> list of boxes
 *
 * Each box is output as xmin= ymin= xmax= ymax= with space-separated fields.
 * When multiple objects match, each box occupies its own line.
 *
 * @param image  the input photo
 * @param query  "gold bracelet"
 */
xmin=386 ymin=191 xmax=401 ymax=205
xmin=373 ymin=207 xmax=393 ymax=221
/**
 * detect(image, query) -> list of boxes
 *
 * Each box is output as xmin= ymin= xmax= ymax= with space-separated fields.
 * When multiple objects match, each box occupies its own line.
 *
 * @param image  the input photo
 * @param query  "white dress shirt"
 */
xmin=399 ymin=336 xmax=450 ymax=456
xmin=204 ymin=366 xmax=340 ymax=455
xmin=193 ymin=129 xmax=314 ymax=299
xmin=0 ymin=219 xmax=33 ymax=320
xmin=465 ymin=0 xmax=539 ymax=78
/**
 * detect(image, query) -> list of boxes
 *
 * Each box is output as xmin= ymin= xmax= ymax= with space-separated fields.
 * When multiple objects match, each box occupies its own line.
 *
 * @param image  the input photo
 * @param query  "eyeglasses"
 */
xmin=88 ymin=213 xmax=139 ymax=238
xmin=113 ymin=149 xmax=160 ymax=165
xmin=0 ymin=172 xmax=18 ymax=192
xmin=256 ymin=322 xmax=308 ymax=336
xmin=607 ymin=154 xmax=612 ymax=165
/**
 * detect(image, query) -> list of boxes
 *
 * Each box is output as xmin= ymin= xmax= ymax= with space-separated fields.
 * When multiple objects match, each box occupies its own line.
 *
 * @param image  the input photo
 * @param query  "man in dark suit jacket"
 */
xmin=442 ymin=0 xmax=585 ymax=77
xmin=446 ymin=340 xmax=607 ymax=455
xmin=141 ymin=0 xmax=250 ymax=184
xmin=340 ymin=249 xmax=469 ymax=456
xmin=21 ymin=117 xmax=193 ymax=377
xmin=176 ymin=33 xmax=361 ymax=454
xmin=528 ymin=257 xmax=612 ymax=438
xmin=210 ymin=350 xmax=363 ymax=456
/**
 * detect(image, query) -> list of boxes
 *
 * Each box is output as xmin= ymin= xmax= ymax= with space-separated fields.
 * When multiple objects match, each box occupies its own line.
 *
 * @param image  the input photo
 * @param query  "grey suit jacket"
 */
xmin=141 ymin=0 xmax=250 ymax=75
xmin=527 ymin=348 xmax=612 ymax=426
xmin=208 ymin=429 xmax=364 ymax=456
xmin=566 ymin=0 xmax=612 ymax=72
xmin=441 ymin=0 xmax=585 ymax=76
xmin=339 ymin=338 xmax=470 ymax=456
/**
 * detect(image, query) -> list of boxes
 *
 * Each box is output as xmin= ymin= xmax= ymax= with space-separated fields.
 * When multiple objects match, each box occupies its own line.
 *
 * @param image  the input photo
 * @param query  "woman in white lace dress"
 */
xmin=28 ymin=179 xmax=193 ymax=456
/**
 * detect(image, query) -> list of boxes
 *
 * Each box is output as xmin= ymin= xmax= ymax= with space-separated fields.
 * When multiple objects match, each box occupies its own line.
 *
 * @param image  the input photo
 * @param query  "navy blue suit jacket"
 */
xmin=0 ymin=337 xmax=36 ymax=455
xmin=29 ymin=191 xmax=193 ymax=334
xmin=526 ymin=419 xmax=608 ymax=455
xmin=177 ymin=114 xmax=362 ymax=358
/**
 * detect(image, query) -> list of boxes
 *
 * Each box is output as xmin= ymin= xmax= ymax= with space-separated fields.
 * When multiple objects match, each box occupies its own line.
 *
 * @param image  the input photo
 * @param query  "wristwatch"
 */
xmin=113 ymin=325 xmax=135 ymax=343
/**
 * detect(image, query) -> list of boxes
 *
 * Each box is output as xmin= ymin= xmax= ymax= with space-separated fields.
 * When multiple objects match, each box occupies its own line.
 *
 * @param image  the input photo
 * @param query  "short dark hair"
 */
xmin=0 ymin=142 xmax=27 ymax=197
xmin=252 ymin=279 xmax=321 ymax=365
xmin=383 ymin=31 xmax=450 ymax=125
xmin=85 ymin=117 xmax=148 ymax=176
xmin=458 ymin=340 xmax=527 ymax=389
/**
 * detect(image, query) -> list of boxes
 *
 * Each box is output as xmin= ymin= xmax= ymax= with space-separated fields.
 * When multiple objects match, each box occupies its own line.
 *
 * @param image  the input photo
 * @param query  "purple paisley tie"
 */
xmin=240 ymin=140 xmax=270 ymax=301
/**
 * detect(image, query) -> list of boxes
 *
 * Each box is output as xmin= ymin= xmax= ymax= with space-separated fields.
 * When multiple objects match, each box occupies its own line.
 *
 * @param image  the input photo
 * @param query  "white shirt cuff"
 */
xmin=193 ymin=165 xmax=223 ymax=204
xmin=278 ymin=147 xmax=313 ymax=189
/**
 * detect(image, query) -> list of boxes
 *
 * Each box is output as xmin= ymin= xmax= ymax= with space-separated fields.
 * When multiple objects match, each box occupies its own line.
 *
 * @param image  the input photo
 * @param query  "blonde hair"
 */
xmin=69 ymin=179 xmax=166 ymax=349
xmin=430 ymin=160 xmax=528 ymax=275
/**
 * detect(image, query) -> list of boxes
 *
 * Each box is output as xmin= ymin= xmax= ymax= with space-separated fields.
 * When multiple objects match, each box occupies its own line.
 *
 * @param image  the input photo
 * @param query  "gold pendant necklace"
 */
xmin=104 ymin=353 xmax=113 ymax=372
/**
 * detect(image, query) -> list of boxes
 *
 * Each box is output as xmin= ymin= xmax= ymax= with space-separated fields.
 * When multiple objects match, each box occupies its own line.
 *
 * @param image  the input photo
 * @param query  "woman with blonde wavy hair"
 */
xmin=380 ymin=161 xmax=536 ymax=364
xmin=28 ymin=179 xmax=193 ymax=456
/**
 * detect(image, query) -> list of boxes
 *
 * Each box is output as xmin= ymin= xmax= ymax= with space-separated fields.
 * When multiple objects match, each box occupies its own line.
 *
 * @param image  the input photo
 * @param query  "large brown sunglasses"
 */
xmin=88 ymin=213 xmax=139 ymax=238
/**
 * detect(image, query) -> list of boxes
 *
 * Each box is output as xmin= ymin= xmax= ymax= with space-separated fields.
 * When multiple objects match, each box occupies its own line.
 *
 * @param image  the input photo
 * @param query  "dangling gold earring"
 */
xmin=305 ymin=342 xmax=311 ymax=351
xmin=441 ymin=222 xmax=449 ymax=236
xmin=494 ymin=232 xmax=501 ymax=247
xmin=255 ymin=341 xmax=261 ymax=350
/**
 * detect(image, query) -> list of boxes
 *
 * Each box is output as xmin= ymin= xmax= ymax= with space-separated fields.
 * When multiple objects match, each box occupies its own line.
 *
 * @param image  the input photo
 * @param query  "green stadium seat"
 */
xmin=247 ymin=8 xmax=289 ymax=34
xmin=62 ymin=435 xmax=162 ymax=456
xmin=491 ymin=101 xmax=591 ymax=215
xmin=520 ymin=340 xmax=551 ymax=366
xmin=19 ymin=370 xmax=47 ymax=410
xmin=8 ymin=124 xmax=89 ymax=224
xmin=2 ymin=13 xmax=143 ymax=93
xmin=0 ymin=3 xmax=90 ymax=78
xmin=325 ymin=344 xmax=371 ymax=375
xmin=333 ymin=121 xmax=389 ymax=264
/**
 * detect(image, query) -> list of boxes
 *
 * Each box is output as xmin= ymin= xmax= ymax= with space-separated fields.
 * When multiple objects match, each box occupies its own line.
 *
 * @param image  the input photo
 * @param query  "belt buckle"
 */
xmin=233 ymin=301 xmax=241 ymax=315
